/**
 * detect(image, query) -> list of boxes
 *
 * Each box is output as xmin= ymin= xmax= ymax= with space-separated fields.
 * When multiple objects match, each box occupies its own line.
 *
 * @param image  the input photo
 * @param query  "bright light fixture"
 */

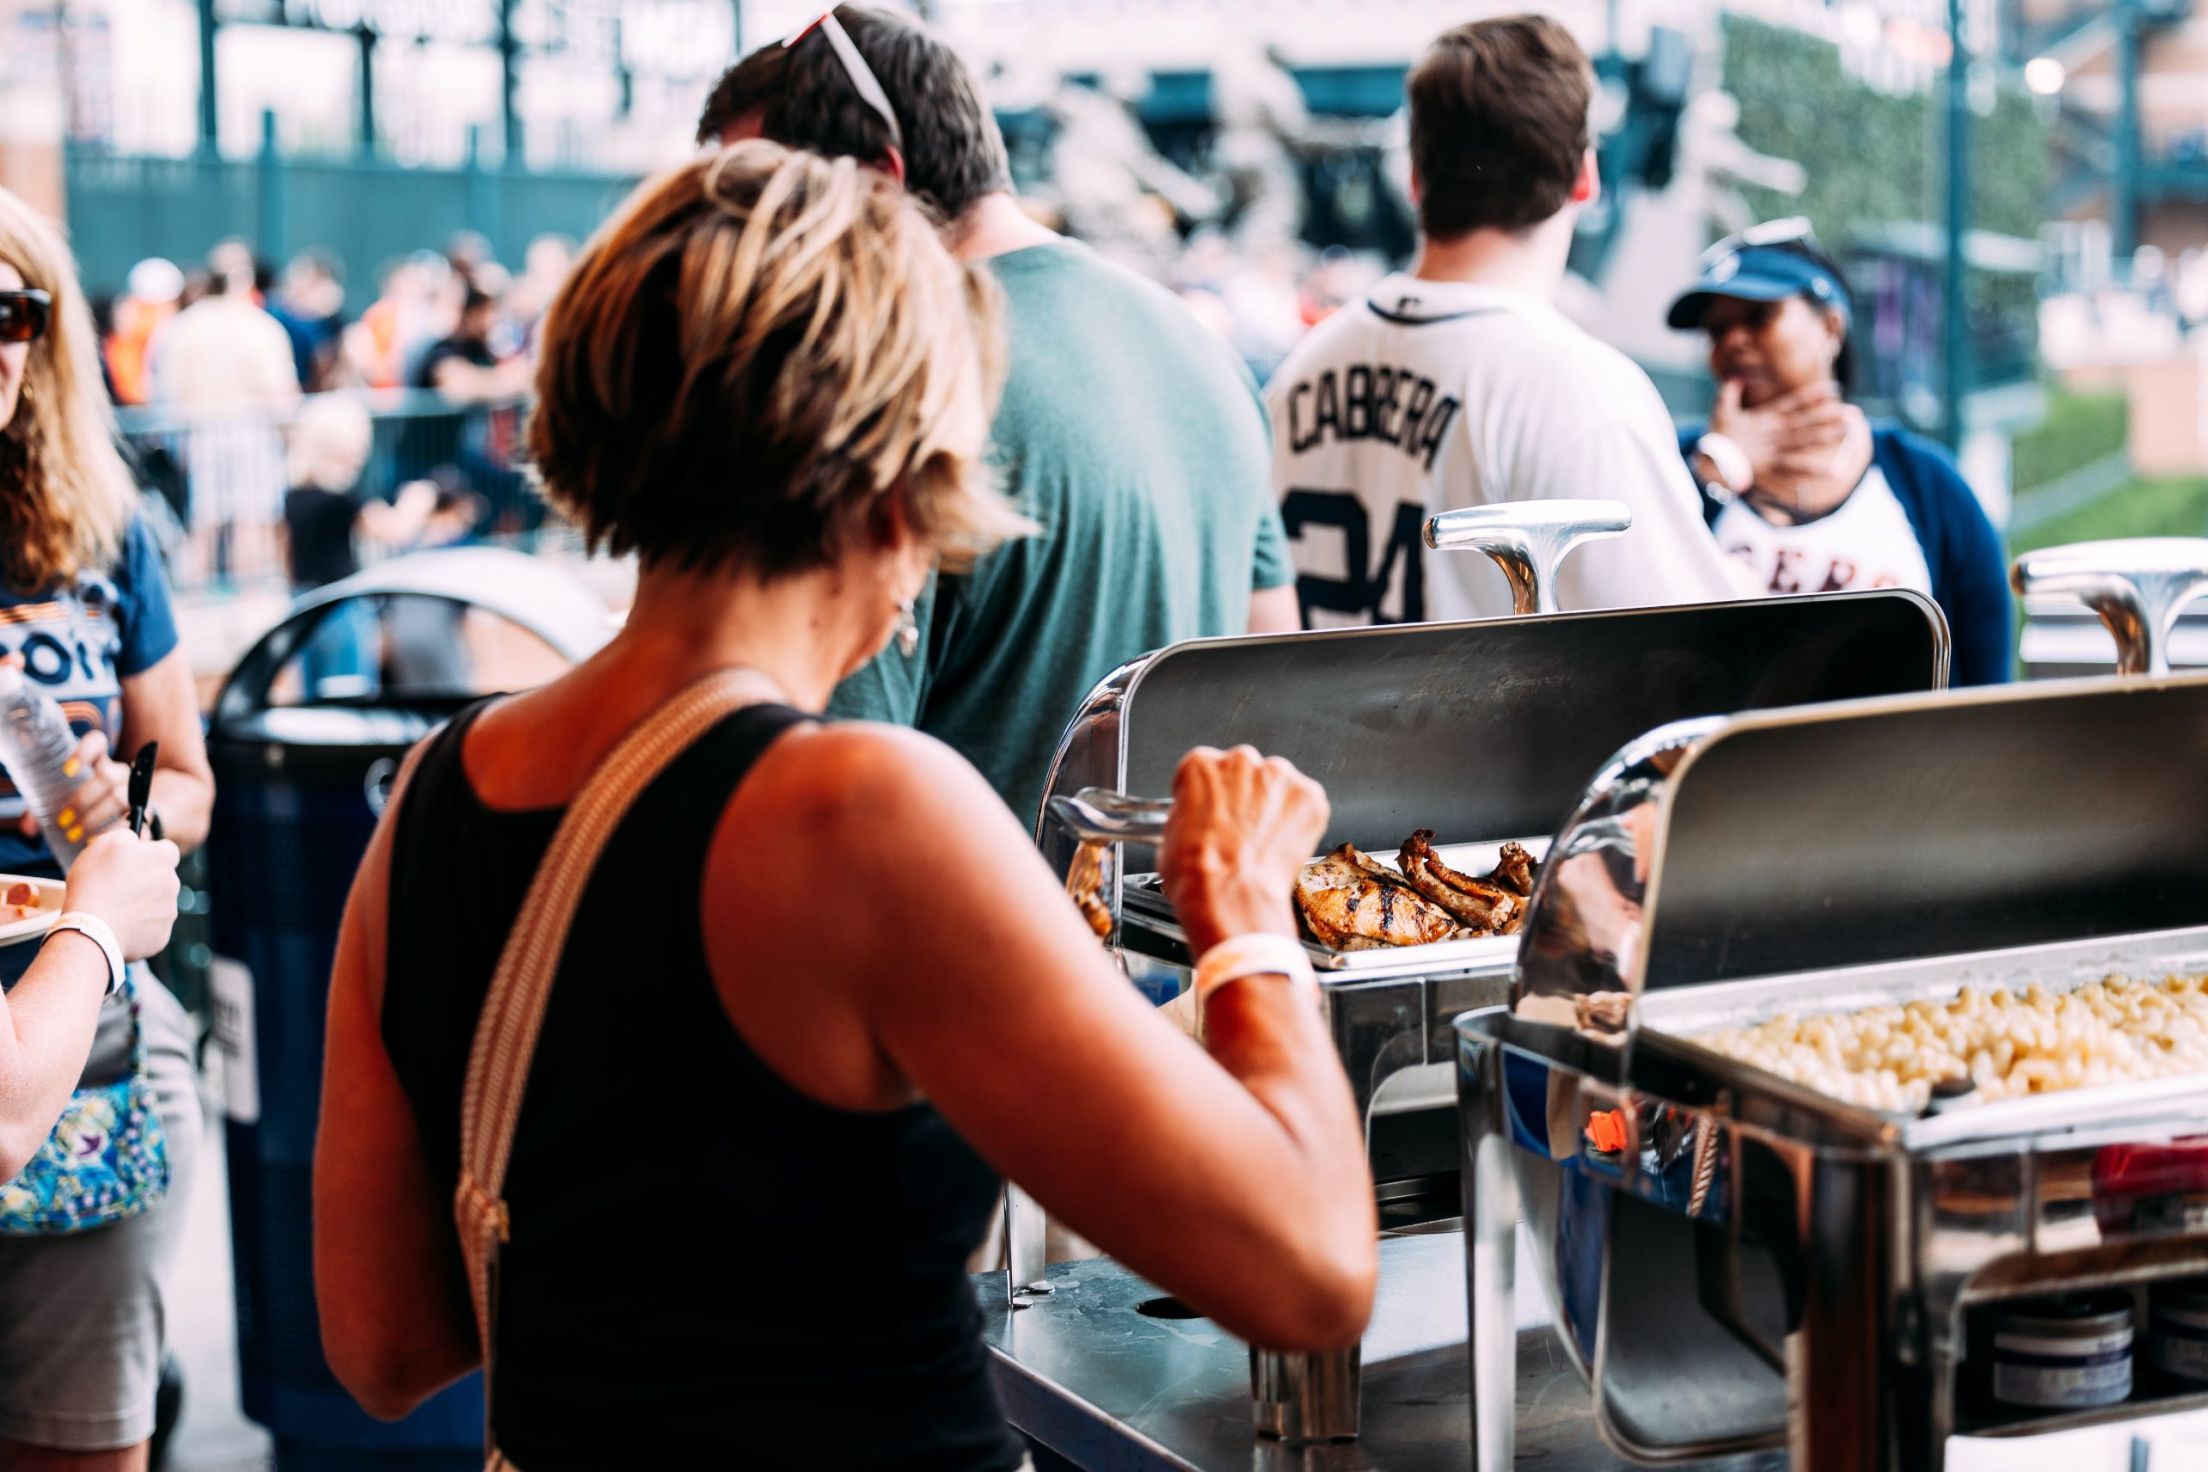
xmin=2025 ymin=57 xmax=2066 ymax=96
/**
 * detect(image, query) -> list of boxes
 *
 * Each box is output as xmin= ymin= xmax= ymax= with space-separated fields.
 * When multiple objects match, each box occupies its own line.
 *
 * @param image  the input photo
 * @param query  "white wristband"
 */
xmin=48 ymin=912 xmax=125 ymax=997
xmin=1194 ymin=932 xmax=1318 ymax=1006
xmin=1695 ymin=431 xmax=1753 ymax=497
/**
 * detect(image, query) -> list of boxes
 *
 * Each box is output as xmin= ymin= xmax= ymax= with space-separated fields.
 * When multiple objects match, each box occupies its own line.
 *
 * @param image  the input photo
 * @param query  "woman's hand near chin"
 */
xmin=1712 ymin=377 xmax=1842 ymax=487
xmin=1759 ymin=400 xmax=1872 ymax=515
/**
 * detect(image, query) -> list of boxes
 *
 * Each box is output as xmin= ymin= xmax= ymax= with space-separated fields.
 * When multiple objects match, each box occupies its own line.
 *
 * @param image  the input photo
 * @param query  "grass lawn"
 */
xmin=2010 ymin=389 xmax=2128 ymax=493
xmin=2008 ymin=476 xmax=2208 ymax=557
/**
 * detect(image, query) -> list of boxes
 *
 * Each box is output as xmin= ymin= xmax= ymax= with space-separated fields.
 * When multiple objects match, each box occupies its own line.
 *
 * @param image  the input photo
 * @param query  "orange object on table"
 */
xmin=1584 ymin=1108 xmax=1629 ymax=1155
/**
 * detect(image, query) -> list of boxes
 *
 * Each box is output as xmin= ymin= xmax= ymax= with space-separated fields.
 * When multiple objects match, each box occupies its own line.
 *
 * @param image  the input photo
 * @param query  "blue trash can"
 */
xmin=204 ymin=549 xmax=611 ymax=1469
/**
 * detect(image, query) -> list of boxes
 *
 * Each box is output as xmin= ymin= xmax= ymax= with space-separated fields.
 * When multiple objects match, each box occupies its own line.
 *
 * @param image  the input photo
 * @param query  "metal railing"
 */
xmin=114 ymin=388 xmax=571 ymax=600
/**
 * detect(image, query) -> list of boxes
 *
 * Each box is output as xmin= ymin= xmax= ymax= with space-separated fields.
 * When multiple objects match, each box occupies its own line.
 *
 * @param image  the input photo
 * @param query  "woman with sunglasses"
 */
xmin=1670 ymin=225 xmax=2012 ymax=685
xmin=0 ymin=186 xmax=213 ymax=1468
xmin=313 ymin=144 xmax=1373 ymax=1471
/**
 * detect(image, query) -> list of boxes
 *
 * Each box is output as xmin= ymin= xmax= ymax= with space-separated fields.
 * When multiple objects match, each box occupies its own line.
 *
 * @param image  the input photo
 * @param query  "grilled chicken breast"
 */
xmin=1295 ymin=844 xmax=1467 ymax=950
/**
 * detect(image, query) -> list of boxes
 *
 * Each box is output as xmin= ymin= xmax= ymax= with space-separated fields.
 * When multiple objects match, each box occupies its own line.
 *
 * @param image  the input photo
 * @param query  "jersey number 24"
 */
xmin=1282 ymin=490 xmax=1426 ymax=625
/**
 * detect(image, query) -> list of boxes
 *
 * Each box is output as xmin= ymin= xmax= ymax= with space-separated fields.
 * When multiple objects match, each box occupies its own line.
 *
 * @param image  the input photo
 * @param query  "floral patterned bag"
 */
xmin=0 ymin=970 xmax=170 ymax=1234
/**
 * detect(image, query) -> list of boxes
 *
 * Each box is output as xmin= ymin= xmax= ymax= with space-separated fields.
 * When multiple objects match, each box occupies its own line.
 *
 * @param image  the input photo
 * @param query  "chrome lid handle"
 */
xmin=1047 ymin=787 xmax=1174 ymax=844
xmin=1424 ymin=499 xmax=1633 ymax=616
xmin=2012 ymin=537 xmax=2208 ymax=677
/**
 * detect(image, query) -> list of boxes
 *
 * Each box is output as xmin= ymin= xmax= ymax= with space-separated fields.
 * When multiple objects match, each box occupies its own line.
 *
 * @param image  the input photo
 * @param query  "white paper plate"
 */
xmin=0 ymin=874 xmax=66 ymax=948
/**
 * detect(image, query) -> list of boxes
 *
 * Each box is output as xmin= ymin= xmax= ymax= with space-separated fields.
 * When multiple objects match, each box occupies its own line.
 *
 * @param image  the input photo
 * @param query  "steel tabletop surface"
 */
xmin=975 ymin=1229 xmax=1787 ymax=1472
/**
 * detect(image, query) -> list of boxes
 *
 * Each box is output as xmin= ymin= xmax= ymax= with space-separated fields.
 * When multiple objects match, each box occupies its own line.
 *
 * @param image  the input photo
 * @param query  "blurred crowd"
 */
xmin=99 ymin=230 xmax=570 ymax=402
xmin=1167 ymin=232 xmax=1389 ymax=381
xmin=96 ymin=198 xmax=1392 ymax=602
xmin=93 ymin=232 xmax=571 ymax=593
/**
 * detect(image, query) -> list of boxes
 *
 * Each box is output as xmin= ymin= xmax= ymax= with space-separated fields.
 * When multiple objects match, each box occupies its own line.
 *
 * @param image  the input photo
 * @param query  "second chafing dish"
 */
xmin=1456 ymin=549 xmax=2208 ymax=1472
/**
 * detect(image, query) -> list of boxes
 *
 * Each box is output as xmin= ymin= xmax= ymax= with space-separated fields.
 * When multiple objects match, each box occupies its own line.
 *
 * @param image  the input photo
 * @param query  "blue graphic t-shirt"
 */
xmin=0 ymin=518 xmax=178 ymax=880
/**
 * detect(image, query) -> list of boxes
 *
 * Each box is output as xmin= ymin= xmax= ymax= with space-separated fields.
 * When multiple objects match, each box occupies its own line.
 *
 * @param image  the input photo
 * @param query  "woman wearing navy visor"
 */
xmin=1670 ymin=221 xmax=2012 ymax=685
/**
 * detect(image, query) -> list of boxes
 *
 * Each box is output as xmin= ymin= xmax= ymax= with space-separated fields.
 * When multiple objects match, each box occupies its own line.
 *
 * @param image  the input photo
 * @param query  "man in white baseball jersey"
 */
xmin=1267 ymin=15 xmax=1746 ymax=627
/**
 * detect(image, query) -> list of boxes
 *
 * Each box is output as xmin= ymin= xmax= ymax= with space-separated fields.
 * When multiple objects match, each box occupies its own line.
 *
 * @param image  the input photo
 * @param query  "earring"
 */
xmin=894 ymin=596 xmax=919 ymax=658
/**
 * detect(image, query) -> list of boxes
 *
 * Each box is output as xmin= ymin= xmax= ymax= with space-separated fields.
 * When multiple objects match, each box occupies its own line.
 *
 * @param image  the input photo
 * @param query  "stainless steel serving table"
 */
xmin=977 ymin=1231 xmax=1785 ymax=1472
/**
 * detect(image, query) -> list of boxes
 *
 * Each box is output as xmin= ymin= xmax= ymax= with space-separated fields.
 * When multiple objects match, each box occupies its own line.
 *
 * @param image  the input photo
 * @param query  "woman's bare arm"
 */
xmin=0 ymin=829 xmax=182 ymax=1176
xmin=0 ymin=935 xmax=117 ymax=1177
xmin=713 ymin=728 xmax=1376 ymax=1351
xmin=121 ymin=650 xmax=216 ymax=852
xmin=312 ymin=757 xmax=480 ymax=1419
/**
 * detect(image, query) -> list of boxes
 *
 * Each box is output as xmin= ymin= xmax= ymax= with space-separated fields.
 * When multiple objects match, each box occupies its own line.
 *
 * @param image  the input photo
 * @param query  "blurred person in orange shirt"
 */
xmin=345 ymin=254 xmax=448 ymax=391
xmin=101 ymin=259 xmax=182 ymax=407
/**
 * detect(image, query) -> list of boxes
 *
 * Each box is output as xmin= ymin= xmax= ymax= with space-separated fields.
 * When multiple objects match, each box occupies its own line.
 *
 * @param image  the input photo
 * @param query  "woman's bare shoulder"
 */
xmin=718 ymin=719 xmax=1030 ymax=913
xmin=742 ymin=719 xmax=1000 ymax=822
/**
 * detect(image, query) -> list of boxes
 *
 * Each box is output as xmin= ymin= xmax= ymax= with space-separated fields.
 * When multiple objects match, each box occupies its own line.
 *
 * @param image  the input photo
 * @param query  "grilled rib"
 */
xmin=1487 ymin=841 xmax=1539 ymax=897
xmin=1397 ymin=829 xmax=1522 ymax=934
xmin=1295 ymin=844 xmax=1467 ymax=950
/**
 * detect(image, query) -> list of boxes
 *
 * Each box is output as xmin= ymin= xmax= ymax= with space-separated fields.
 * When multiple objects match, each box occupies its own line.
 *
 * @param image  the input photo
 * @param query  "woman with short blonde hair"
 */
xmin=316 ymin=142 xmax=1375 ymax=1468
xmin=0 ymin=184 xmax=211 ymax=1470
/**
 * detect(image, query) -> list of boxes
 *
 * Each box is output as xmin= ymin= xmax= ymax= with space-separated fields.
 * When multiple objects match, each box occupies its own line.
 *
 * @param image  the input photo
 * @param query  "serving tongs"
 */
xmin=2012 ymin=536 xmax=2208 ymax=676
xmin=1046 ymin=786 xmax=1174 ymax=844
xmin=1047 ymin=788 xmax=1173 ymax=939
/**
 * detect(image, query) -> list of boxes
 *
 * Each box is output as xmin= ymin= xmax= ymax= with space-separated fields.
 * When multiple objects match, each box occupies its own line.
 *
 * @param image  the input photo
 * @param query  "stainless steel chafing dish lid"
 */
xmin=1033 ymin=589 xmax=1950 ymax=915
xmin=1512 ymin=669 xmax=2208 ymax=1074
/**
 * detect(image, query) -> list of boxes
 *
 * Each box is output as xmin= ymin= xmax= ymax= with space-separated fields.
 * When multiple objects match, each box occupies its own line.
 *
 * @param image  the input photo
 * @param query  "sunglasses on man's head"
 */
xmin=782 ymin=9 xmax=907 ymax=157
xmin=1698 ymin=216 xmax=1818 ymax=269
xmin=0 ymin=291 xmax=50 ymax=345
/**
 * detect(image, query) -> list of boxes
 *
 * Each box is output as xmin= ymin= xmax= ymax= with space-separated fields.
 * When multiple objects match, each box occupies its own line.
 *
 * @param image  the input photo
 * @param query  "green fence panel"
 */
xmin=65 ymin=148 xmax=638 ymax=297
xmin=63 ymin=152 xmax=259 ymax=292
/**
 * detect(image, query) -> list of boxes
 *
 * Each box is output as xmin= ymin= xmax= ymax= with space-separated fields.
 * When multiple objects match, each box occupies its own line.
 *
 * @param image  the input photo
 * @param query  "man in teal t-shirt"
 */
xmin=702 ymin=8 xmax=1295 ymax=829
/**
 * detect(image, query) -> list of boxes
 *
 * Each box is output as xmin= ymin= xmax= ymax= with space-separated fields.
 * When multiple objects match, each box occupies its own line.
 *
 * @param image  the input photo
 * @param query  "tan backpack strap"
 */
xmin=451 ymin=667 xmax=788 ymax=1419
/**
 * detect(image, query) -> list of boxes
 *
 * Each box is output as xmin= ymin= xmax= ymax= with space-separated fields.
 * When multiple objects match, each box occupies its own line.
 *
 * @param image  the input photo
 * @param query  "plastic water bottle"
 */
xmin=0 ymin=665 xmax=94 ymax=872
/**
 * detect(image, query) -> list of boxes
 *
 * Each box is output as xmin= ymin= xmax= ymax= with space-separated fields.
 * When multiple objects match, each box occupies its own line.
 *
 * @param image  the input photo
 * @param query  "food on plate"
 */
xmin=1397 ymin=830 xmax=1521 ymax=933
xmin=1294 ymin=844 xmax=1469 ymax=950
xmin=0 ymin=880 xmax=47 ymax=925
xmin=1692 ymin=973 xmax=2208 ymax=1114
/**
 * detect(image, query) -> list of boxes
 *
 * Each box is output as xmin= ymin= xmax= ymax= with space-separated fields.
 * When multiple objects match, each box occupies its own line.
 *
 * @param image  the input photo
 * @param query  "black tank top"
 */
xmin=382 ymin=700 xmax=1024 ymax=1471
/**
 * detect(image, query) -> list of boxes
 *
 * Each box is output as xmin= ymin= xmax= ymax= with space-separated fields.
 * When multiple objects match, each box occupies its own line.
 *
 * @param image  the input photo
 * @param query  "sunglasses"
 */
xmin=782 ymin=9 xmax=906 ymax=158
xmin=0 ymin=290 xmax=50 ymax=346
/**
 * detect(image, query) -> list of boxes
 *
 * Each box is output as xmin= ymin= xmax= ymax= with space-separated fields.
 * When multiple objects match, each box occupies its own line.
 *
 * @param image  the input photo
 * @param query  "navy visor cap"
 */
xmin=1666 ymin=242 xmax=1853 ymax=332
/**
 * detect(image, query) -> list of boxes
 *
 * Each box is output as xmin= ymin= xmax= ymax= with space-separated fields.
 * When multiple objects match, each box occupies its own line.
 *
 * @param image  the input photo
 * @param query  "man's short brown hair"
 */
xmin=697 ymin=7 xmax=1011 ymax=225
xmin=527 ymin=142 xmax=1025 ymax=579
xmin=1408 ymin=15 xmax=1592 ymax=240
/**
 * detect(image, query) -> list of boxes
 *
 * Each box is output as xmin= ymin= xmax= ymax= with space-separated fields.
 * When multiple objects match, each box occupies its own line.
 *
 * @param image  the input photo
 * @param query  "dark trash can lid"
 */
xmin=207 ymin=704 xmax=464 ymax=752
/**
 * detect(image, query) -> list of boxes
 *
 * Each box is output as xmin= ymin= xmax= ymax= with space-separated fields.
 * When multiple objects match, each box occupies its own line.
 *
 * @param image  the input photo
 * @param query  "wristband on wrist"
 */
xmin=47 ymin=912 xmax=125 ymax=997
xmin=1193 ymin=931 xmax=1319 ymax=1007
xmin=1695 ymin=432 xmax=1753 ymax=499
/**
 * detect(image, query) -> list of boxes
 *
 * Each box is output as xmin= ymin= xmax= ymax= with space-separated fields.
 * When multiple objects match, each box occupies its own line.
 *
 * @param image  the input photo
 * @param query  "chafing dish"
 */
xmin=1457 ymin=633 xmax=2208 ymax=1468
